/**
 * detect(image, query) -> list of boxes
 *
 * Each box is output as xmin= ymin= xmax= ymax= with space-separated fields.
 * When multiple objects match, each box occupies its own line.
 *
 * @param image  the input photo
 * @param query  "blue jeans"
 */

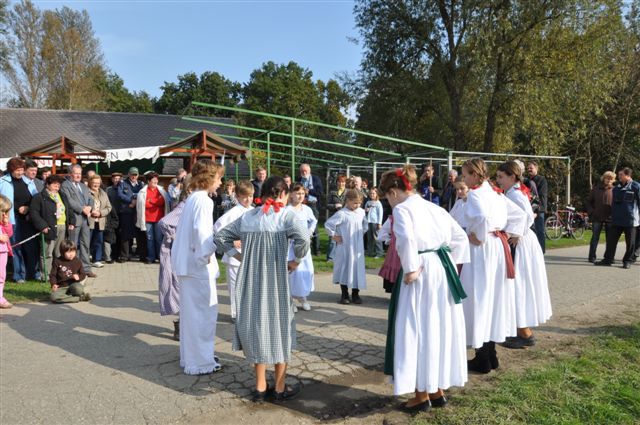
xmin=588 ymin=221 xmax=609 ymax=262
xmin=145 ymin=222 xmax=162 ymax=262
xmin=90 ymin=225 xmax=104 ymax=263
xmin=11 ymin=219 xmax=39 ymax=281
xmin=534 ymin=213 xmax=546 ymax=254
xmin=326 ymin=238 xmax=336 ymax=261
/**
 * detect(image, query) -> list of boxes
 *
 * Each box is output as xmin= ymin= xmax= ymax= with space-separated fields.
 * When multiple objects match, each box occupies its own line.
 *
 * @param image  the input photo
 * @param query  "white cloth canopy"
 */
xmin=105 ymin=146 xmax=167 ymax=165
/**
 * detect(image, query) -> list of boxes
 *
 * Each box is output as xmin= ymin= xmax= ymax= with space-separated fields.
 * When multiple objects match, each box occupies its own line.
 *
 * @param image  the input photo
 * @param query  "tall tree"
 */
xmin=2 ymin=0 xmax=46 ymax=108
xmin=41 ymin=6 xmax=105 ymax=110
xmin=155 ymin=71 xmax=241 ymax=116
xmin=97 ymin=72 xmax=154 ymax=113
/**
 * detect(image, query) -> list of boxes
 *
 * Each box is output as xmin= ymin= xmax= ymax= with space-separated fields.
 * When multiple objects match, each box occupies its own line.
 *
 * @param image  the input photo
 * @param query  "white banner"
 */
xmin=105 ymin=146 xmax=164 ymax=165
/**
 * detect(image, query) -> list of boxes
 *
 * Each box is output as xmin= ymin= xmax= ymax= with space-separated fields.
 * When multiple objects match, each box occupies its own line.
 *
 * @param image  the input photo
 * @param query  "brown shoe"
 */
xmin=86 ymin=272 xmax=97 ymax=278
xmin=0 ymin=301 xmax=13 ymax=309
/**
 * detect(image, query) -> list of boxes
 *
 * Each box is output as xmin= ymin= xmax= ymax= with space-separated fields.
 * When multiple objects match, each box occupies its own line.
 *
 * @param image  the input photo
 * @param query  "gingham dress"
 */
xmin=214 ymin=206 xmax=310 ymax=364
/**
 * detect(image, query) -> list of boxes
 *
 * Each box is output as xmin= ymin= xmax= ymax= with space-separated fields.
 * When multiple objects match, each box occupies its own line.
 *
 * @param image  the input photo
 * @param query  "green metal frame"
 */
xmin=178 ymin=102 xmax=449 ymax=180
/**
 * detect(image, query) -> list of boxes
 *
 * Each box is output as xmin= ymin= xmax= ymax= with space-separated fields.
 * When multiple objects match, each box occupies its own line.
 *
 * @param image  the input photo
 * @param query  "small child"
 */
xmin=213 ymin=180 xmax=254 ymax=320
xmin=449 ymin=177 xmax=469 ymax=230
xmin=286 ymin=183 xmax=317 ymax=312
xmin=0 ymin=195 xmax=14 ymax=309
xmin=49 ymin=239 xmax=90 ymax=303
xmin=364 ymin=187 xmax=384 ymax=257
xmin=324 ymin=189 xmax=368 ymax=304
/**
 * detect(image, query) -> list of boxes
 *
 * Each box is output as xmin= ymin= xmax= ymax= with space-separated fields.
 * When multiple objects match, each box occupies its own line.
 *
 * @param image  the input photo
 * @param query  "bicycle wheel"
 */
xmin=571 ymin=217 xmax=586 ymax=240
xmin=545 ymin=216 xmax=563 ymax=240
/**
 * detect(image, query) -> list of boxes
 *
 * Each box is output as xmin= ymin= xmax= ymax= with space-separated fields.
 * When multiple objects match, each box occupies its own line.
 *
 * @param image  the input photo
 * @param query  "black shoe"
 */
xmin=251 ymin=385 xmax=273 ymax=403
xmin=468 ymin=352 xmax=492 ymax=374
xmin=622 ymin=262 xmax=631 ymax=269
xmin=352 ymin=293 xmax=362 ymax=304
xmin=594 ymin=260 xmax=612 ymax=266
xmin=502 ymin=335 xmax=536 ymax=349
xmin=430 ymin=395 xmax=448 ymax=408
xmin=339 ymin=296 xmax=351 ymax=305
xmin=79 ymin=293 xmax=92 ymax=302
xmin=273 ymin=384 xmax=301 ymax=403
xmin=144 ymin=259 xmax=152 ymax=264
xmin=398 ymin=399 xmax=431 ymax=413
xmin=588 ymin=258 xmax=596 ymax=263
xmin=116 ymin=258 xmax=126 ymax=263
xmin=173 ymin=320 xmax=180 ymax=341
xmin=105 ymin=260 xmax=115 ymax=264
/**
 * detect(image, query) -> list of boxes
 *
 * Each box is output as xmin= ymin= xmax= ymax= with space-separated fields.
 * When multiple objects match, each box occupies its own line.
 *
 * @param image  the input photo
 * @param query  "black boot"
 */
xmin=352 ymin=289 xmax=362 ymax=304
xmin=340 ymin=285 xmax=351 ymax=304
xmin=173 ymin=319 xmax=180 ymax=341
xmin=487 ymin=341 xmax=499 ymax=369
xmin=468 ymin=343 xmax=492 ymax=373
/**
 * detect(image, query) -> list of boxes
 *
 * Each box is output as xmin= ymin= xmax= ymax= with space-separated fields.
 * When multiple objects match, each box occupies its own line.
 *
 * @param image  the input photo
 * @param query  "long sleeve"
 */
xmin=306 ymin=206 xmax=317 ymax=235
xmin=464 ymin=191 xmax=490 ymax=242
xmin=29 ymin=194 xmax=48 ymax=232
xmin=60 ymin=191 xmax=76 ymax=226
xmin=504 ymin=196 xmax=527 ymax=237
xmin=374 ymin=202 xmax=383 ymax=225
xmin=448 ymin=215 xmax=470 ymax=265
xmin=191 ymin=196 xmax=217 ymax=267
xmin=286 ymin=212 xmax=311 ymax=262
xmin=214 ymin=216 xmax=243 ymax=259
xmin=393 ymin=205 xmax=420 ymax=273
xmin=99 ymin=190 xmax=112 ymax=217
xmin=158 ymin=203 xmax=182 ymax=243
xmin=324 ymin=210 xmax=343 ymax=236
xmin=378 ymin=217 xmax=392 ymax=243
xmin=49 ymin=258 xmax=59 ymax=285
xmin=586 ymin=187 xmax=596 ymax=216
xmin=61 ymin=182 xmax=83 ymax=215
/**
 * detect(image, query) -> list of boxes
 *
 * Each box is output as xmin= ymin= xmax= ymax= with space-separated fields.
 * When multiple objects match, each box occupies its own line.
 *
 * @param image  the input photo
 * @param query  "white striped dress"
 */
xmin=157 ymin=200 xmax=184 ymax=316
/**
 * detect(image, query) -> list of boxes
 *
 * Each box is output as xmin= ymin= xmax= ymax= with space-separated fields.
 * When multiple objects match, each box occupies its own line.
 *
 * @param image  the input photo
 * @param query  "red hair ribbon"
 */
xmin=395 ymin=168 xmax=412 ymax=191
xmin=518 ymin=183 xmax=532 ymax=201
xmin=254 ymin=197 xmax=262 ymax=205
xmin=261 ymin=198 xmax=284 ymax=214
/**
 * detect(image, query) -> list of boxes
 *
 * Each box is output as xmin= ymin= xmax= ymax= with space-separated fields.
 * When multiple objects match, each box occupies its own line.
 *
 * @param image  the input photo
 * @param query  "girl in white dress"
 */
xmin=460 ymin=158 xmax=527 ymax=374
xmin=213 ymin=180 xmax=254 ymax=321
xmin=171 ymin=160 xmax=224 ymax=375
xmin=324 ymin=189 xmax=367 ymax=304
xmin=449 ymin=178 xmax=469 ymax=230
xmin=286 ymin=183 xmax=317 ymax=312
xmin=379 ymin=165 xmax=470 ymax=412
xmin=496 ymin=161 xmax=552 ymax=348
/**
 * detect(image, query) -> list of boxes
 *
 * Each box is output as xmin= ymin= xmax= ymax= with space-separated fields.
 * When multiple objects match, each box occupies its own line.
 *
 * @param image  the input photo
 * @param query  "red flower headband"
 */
xmin=261 ymin=198 xmax=284 ymax=213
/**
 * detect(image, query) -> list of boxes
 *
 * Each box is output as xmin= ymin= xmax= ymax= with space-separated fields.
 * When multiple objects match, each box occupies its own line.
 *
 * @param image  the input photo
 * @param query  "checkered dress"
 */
xmin=214 ymin=207 xmax=310 ymax=364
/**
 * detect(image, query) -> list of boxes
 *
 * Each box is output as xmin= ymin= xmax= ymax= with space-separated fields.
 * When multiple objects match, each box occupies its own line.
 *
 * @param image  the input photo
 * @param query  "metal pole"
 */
xmin=567 ymin=157 xmax=571 ymax=206
xmin=291 ymin=121 xmax=296 ymax=180
xmin=448 ymin=151 xmax=453 ymax=171
xmin=346 ymin=166 xmax=351 ymax=177
xmin=40 ymin=233 xmax=47 ymax=283
xmin=235 ymin=161 xmax=239 ymax=182
xmin=266 ymin=133 xmax=271 ymax=176
xmin=249 ymin=140 xmax=253 ymax=177
xmin=373 ymin=162 xmax=378 ymax=187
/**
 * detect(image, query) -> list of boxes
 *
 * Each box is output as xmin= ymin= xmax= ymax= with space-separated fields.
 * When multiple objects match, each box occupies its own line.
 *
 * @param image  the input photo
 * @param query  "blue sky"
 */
xmin=34 ymin=0 xmax=363 ymax=98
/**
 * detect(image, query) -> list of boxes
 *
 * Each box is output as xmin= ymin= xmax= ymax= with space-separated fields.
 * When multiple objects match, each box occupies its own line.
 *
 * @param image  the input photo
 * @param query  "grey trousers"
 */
xmin=50 ymin=281 xmax=85 ymax=303
xmin=69 ymin=219 xmax=92 ymax=273
xmin=43 ymin=225 xmax=67 ymax=278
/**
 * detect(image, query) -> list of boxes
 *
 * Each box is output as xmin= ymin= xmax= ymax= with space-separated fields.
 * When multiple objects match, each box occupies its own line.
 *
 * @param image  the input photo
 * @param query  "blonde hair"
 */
xmin=344 ymin=188 xmax=363 ymax=203
xmin=601 ymin=171 xmax=616 ymax=183
xmin=189 ymin=160 xmax=225 ymax=191
xmin=462 ymin=158 xmax=488 ymax=181
xmin=235 ymin=180 xmax=255 ymax=197
xmin=378 ymin=164 xmax=418 ymax=194
xmin=88 ymin=175 xmax=102 ymax=186
xmin=0 ymin=194 xmax=12 ymax=213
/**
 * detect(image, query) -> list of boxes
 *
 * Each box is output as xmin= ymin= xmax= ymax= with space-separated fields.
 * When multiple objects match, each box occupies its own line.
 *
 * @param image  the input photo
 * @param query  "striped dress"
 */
xmin=214 ymin=205 xmax=310 ymax=364
xmin=157 ymin=201 xmax=184 ymax=316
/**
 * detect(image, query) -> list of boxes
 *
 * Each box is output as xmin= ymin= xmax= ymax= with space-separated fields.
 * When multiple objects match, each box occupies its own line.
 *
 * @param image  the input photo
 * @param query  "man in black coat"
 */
xmin=297 ymin=163 xmax=324 ymax=256
xmin=527 ymin=161 xmax=548 ymax=253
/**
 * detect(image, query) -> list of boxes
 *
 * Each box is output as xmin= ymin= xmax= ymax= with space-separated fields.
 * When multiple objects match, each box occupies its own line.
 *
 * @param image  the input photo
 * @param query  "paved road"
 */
xmin=1 ymin=243 xmax=638 ymax=424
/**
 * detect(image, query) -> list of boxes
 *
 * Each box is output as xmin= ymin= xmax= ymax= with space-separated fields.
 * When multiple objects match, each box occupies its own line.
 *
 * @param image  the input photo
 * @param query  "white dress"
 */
xmin=213 ymin=204 xmax=253 ymax=319
xmin=286 ymin=205 xmax=317 ymax=298
xmin=449 ymin=198 xmax=468 ymax=231
xmin=170 ymin=190 xmax=220 ymax=375
xmin=324 ymin=207 xmax=367 ymax=289
xmin=505 ymin=185 xmax=553 ymax=328
xmin=392 ymin=194 xmax=470 ymax=395
xmin=460 ymin=181 xmax=527 ymax=348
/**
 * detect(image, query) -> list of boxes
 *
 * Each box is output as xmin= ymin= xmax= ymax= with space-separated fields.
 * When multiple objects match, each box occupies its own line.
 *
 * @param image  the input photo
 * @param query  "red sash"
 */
xmin=493 ymin=230 xmax=515 ymax=279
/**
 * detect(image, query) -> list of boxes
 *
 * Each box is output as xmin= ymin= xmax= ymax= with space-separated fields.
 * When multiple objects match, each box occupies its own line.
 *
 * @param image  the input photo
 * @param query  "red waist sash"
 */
xmin=493 ymin=231 xmax=515 ymax=279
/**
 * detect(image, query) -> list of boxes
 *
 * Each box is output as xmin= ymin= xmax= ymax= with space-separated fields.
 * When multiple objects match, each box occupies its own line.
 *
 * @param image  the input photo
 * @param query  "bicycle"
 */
xmin=544 ymin=203 xmax=588 ymax=240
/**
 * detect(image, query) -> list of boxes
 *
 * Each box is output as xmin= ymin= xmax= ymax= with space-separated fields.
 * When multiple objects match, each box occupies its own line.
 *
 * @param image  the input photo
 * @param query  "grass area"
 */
xmin=311 ymin=229 xmax=385 ymax=273
xmin=546 ymin=229 xmax=606 ymax=250
xmin=415 ymin=323 xmax=640 ymax=425
xmin=3 ymin=279 xmax=51 ymax=303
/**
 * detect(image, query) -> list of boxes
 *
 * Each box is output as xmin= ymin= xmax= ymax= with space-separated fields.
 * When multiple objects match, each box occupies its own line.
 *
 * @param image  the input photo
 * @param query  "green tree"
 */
xmin=155 ymin=71 xmax=241 ymax=116
xmin=41 ymin=6 xmax=105 ymax=110
xmin=97 ymin=72 xmax=154 ymax=113
xmin=2 ymin=0 xmax=46 ymax=107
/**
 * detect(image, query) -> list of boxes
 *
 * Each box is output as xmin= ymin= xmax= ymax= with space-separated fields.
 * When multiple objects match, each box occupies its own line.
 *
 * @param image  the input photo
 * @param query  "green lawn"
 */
xmin=3 ymin=279 xmax=51 ymax=304
xmin=415 ymin=323 xmax=640 ymax=425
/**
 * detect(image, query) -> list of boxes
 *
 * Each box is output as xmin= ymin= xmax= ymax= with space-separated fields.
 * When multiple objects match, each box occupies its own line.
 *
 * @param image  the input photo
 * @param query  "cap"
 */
xmin=111 ymin=172 xmax=123 ymax=178
xmin=128 ymin=167 xmax=139 ymax=175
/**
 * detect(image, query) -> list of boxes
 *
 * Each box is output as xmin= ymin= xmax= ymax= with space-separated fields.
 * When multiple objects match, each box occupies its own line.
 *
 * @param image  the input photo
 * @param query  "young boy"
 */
xmin=49 ymin=240 xmax=91 ymax=303
xmin=213 ymin=180 xmax=254 ymax=321
xmin=324 ymin=189 xmax=368 ymax=304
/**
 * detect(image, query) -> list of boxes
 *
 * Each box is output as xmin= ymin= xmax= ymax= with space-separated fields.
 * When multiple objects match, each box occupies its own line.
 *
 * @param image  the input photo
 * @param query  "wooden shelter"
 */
xmin=20 ymin=136 xmax=106 ymax=174
xmin=159 ymin=129 xmax=247 ymax=171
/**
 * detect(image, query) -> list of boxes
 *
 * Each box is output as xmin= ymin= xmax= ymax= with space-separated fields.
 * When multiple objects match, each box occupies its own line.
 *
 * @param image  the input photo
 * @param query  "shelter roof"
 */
xmin=20 ymin=136 xmax=106 ymax=158
xmin=160 ymin=129 xmax=247 ymax=157
xmin=0 ymin=108 xmax=238 ymax=158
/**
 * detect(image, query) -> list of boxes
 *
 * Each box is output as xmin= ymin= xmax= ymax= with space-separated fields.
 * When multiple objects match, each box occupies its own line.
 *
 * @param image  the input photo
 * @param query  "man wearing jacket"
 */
xmin=596 ymin=167 xmax=640 ymax=269
xmin=60 ymin=164 xmax=95 ymax=277
xmin=297 ymin=163 xmax=323 ymax=256
xmin=117 ymin=167 xmax=143 ymax=262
